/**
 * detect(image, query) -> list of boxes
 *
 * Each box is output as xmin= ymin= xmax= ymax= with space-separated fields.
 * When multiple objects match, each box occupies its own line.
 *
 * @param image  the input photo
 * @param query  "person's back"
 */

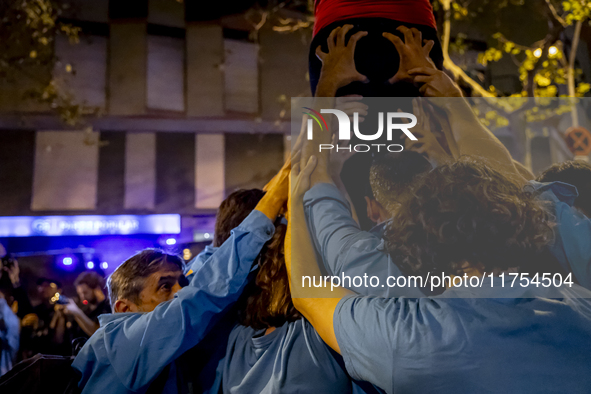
xmin=224 ymin=319 xmax=351 ymax=394
xmin=290 ymin=157 xmax=591 ymax=394
xmin=304 ymin=151 xmax=432 ymax=297
xmin=222 ymin=221 xmax=368 ymax=394
xmin=334 ymin=282 xmax=591 ymax=393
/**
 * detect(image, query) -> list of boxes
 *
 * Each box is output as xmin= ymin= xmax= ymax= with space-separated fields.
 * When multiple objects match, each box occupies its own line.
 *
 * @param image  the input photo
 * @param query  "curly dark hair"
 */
xmin=239 ymin=222 xmax=301 ymax=329
xmin=369 ymin=151 xmax=432 ymax=213
xmin=384 ymin=157 xmax=555 ymax=277
xmin=537 ymin=160 xmax=591 ymax=218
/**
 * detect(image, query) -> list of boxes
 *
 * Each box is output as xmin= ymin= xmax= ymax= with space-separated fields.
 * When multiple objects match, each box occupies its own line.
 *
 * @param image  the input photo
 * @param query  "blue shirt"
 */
xmin=334 ymin=279 xmax=591 ymax=393
xmin=223 ymin=319 xmax=352 ymax=394
xmin=185 ymin=244 xmax=217 ymax=279
xmin=71 ymin=210 xmax=275 ymax=394
xmin=531 ymin=181 xmax=591 ymax=290
xmin=304 ymin=183 xmax=422 ymax=297
xmin=0 ymin=298 xmax=19 ymax=377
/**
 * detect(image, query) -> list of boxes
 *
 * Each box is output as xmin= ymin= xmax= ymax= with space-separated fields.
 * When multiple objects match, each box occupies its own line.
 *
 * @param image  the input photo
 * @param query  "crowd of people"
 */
xmin=0 ymin=263 xmax=110 ymax=373
xmin=2 ymin=0 xmax=591 ymax=393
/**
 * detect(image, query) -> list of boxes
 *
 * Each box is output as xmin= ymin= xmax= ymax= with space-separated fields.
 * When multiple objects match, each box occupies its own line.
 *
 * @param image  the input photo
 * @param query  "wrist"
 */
xmin=256 ymin=195 xmax=284 ymax=220
xmin=316 ymin=75 xmax=339 ymax=97
xmin=311 ymin=171 xmax=334 ymax=187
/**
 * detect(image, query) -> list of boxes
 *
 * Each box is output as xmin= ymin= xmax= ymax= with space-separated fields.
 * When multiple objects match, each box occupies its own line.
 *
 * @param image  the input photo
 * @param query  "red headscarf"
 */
xmin=314 ymin=0 xmax=437 ymax=36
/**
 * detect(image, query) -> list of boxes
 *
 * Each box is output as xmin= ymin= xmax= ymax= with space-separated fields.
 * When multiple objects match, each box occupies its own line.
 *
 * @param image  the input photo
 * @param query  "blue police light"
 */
xmin=86 ymin=261 xmax=95 ymax=269
xmin=165 ymin=238 xmax=177 ymax=245
xmin=57 ymin=254 xmax=78 ymax=271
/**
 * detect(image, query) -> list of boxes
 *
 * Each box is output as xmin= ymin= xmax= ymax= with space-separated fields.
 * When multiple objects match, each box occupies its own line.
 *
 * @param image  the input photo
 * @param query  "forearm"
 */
xmin=315 ymin=75 xmax=339 ymax=98
xmin=302 ymin=82 xmax=335 ymax=186
xmin=255 ymin=193 xmax=285 ymax=221
xmin=304 ymin=183 xmax=373 ymax=275
xmin=332 ymin=177 xmax=359 ymax=224
xmin=72 ymin=311 xmax=100 ymax=337
xmin=288 ymin=201 xmax=351 ymax=353
xmin=290 ymin=197 xmax=352 ymax=298
xmin=443 ymin=99 xmax=525 ymax=184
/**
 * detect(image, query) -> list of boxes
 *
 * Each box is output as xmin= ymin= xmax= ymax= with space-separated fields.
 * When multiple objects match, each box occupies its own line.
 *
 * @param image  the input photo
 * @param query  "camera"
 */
xmin=51 ymin=293 xmax=71 ymax=305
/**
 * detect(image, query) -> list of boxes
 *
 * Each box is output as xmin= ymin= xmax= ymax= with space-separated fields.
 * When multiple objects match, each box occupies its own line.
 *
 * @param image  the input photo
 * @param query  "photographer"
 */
xmin=19 ymin=279 xmax=71 ymax=358
xmin=60 ymin=272 xmax=110 ymax=338
xmin=0 ymin=250 xmax=33 ymax=319
xmin=0 ymin=289 xmax=19 ymax=377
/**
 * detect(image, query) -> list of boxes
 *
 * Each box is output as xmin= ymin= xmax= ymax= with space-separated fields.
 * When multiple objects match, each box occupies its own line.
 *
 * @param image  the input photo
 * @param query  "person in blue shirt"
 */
xmin=222 ymin=220 xmax=356 ymax=394
xmin=302 ymin=26 xmax=437 ymax=298
xmin=304 ymin=151 xmax=434 ymax=298
xmin=408 ymin=66 xmax=591 ymax=291
xmin=529 ymin=179 xmax=591 ymax=290
xmin=537 ymin=160 xmax=591 ymax=218
xmin=288 ymin=155 xmax=591 ymax=393
xmin=71 ymin=178 xmax=287 ymax=394
xmin=222 ymin=209 xmax=380 ymax=394
xmin=0 ymin=292 xmax=19 ymax=377
xmin=533 ymin=161 xmax=591 ymax=289
xmin=182 ymin=188 xmax=267 ymax=394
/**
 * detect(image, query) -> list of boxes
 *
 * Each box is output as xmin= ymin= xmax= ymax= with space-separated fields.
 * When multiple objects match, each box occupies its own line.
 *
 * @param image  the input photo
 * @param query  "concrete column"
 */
xmin=125 ymin=132 xmax=156 ymax=210
xmin=186 ymin=24 xmax=224 ymax=117
xmin=195 ymin=134 xmax=225 ymax=209
xmin=108 ymin=22 xmax=147 ymax=115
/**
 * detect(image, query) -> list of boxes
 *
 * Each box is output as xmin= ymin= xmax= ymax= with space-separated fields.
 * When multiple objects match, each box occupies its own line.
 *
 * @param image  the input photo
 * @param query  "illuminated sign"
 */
xmin=0 ymin=215 xmax=181 ymax=237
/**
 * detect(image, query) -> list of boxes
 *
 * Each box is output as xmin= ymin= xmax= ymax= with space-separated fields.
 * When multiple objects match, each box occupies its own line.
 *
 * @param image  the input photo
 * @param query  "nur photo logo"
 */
xmin=303 ymin=107 xmax=418 ymax=153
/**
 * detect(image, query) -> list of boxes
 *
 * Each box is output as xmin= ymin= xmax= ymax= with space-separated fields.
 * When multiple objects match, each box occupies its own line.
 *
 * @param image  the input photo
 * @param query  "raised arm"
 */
xmin=301 ymin=25 xmax=367 ymax=188
xmin=403 ymin=100 xmax=453 ymax=168
xmin=300 ymin=26 xmax=406 ymax=294
xmin=287 ymin=156 xmax=353 ymax=354
xmin=63 ymin=299 xmax=100 ymax=337
xmin=408 ymin=66 xmax=527 ymax=186
xmin=74 ymin=176 xmax=288 ymax=391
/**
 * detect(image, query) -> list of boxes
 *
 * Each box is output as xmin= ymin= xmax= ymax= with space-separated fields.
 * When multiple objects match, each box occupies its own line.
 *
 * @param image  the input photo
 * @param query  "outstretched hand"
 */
xmin=316 ymin=25 xmax=368 ymax=96
xmin=383 ymin=26 xmax=436 ymax=84
xmin=290 ymin=156 xmax=318 ymax=204
xmin=257 ymin=159 xmax=291 ymax=220
xmin=408 ymin=67 xmax=463 ymax=98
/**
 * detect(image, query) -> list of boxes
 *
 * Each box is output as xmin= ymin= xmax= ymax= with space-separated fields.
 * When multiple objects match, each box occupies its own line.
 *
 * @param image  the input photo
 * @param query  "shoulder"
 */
xmin=528 ymin=180 xmax=578 ymax=205
xmin=228 ymin=324 xmax=259 ymax=345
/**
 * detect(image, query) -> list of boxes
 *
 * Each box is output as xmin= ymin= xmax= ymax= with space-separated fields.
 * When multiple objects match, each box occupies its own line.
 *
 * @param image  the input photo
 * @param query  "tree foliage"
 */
xmin=0 ymin=0 xmax=98 ymax=125
xmin=440 ymin=0 xmax=591 ymax=98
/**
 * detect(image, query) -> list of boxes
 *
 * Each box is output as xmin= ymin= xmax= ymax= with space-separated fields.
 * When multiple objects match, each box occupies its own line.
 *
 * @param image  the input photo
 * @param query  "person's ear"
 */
xmin=114 ymin=299 xmax=138 ymax=313
xmin=365 ymin=196 xmax=381 ymax=224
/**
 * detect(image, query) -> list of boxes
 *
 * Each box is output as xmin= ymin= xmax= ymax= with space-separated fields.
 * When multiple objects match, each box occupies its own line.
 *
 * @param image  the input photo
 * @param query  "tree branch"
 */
xmin=568 ymin=19 xmax=583 ymax=126
xmin=544 ymin=0 xmax=568 ymax=27
xmin=439 ymin=0 xmax=495 ymax=97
